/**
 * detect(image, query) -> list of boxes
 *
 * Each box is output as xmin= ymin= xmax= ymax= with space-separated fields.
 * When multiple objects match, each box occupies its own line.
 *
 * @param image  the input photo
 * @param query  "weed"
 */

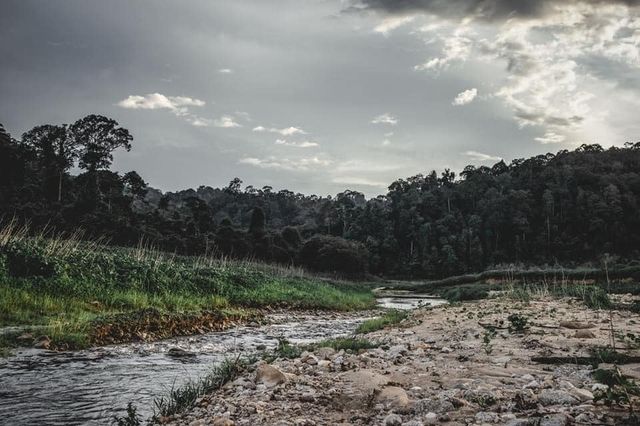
xmin=507 ymin=313 xmax=529 ymax=333
xmin=113 ymin=403 xmax=142 ymax=426
xmin=482 ymin=328 xmax=496 ymax=355
xmin=593 ymin=367 xmax=640 ymax=411
xmin=153 ymin=357 xmax=248 ymax=418
xmin=356 ymin=309 xmax=408 ymax=334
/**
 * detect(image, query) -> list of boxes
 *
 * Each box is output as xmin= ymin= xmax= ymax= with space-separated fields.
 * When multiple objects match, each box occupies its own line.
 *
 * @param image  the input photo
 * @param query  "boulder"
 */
xmin=167 ymin=348 xmax=196 ymax=358
xmin=334 ymin=370 xmax=389 ymax=409
xmin=383 ymin=414 xmax=403 ymax=426
xmin=376 ymin=386 xmax=410 ymax=410
xmin=315 ymin=347 xmax=336 ymax=360
xmin=212 ymin=418 xmax=235 ymax=426
xmin=573 ymin=330 xmax=596 ymax=339
xmin=538 ymin=389 xmax=579 ymax=406
xmin=256 ymin=364 xmax=287 ymax=387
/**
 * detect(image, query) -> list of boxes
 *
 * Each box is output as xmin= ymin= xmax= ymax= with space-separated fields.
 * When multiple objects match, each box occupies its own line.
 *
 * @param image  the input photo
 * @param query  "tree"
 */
xmin=21 ymin=124 xmax=76 ymax=202
xmin=122 ymin=171 xmax=147 ymax=197
xmin=71 ymin=115 xmax=132 ymax=172
xmin=249 ymin=207 xmax=266 ymax=235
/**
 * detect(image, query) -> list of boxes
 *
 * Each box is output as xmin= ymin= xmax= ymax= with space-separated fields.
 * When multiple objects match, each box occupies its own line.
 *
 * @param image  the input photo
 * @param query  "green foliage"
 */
xmin=439 ymin=284 xmax=490 ymax=302
xmin=356 ymin=309 xmax=408 ymax=334
xmin=0 ymin=232 xmax=375 ymax=348
xmin=310 ymin=337 xmax=379 ymax=352
xmin=299 ymin=235 xmax=369 ymax=276
xmin=274 ymin=338 xmax=303 ymax=359
xmin=153 ymin=357 xmax=248 ymax=418
xmin=558 ymin=285 xmax=611 ymax=310
xmin=482 ymin=328 xmax=496 ymax=355
xmin=507 ymin=313 xmax=529 ymax=333
xmin=593 ymin=367 xmax=640 ymax=410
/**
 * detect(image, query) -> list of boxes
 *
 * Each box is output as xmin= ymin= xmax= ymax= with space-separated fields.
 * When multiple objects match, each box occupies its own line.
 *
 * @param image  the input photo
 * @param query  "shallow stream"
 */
xmin=0 ymin=295 xmax=443 ymax=425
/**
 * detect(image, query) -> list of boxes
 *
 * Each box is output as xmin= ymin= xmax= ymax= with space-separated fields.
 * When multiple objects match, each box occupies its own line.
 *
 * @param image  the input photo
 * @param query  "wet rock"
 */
xmin=255 ymin=364 xmax=287 ymax=387
xmin=384 ymin=413 xmax=403 ymax=426
xmin=16 ymin=333 xmax=33 ymax=342
xmin=573 ymin=330 xmax=596 ymax=339
xmin=538 ymin=389 xmax=579 ymax=406
xmin=167 ymin=348 xmax=196 ymax=358
xmin=376 ymin=386 xmax=410 ymax=410
xmin=33 ymin=335 xmax=51 ymax=349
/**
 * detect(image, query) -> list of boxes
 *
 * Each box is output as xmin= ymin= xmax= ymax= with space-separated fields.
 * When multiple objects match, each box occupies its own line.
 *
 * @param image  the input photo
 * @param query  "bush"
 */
xmin=298 ymin=235 xmax=368 ymax=276
xmin=3 ymin=241 xmax=58 ymax=278
xmin=439 ymin=284 xmax=490 ymax=302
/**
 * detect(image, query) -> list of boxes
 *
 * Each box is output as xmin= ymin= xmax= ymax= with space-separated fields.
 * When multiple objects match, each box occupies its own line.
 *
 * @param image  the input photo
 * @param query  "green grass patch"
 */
xmin=438 ymin=283 xmax=491 ymax=302
xmin=310 ymin=336 xmax=379 ymax=352
xmin=153 ymin=357 xmax=249 ymax=418
xmin=356 ymin=309 xmax=408 ymax=333
xmin=0 ymin=229 xmax=375 ymax=350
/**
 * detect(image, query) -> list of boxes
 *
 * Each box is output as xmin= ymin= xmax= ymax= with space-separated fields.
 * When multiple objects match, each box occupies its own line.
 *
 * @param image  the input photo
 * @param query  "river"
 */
xmin=0 ymin=294 xmax=444 ymax=425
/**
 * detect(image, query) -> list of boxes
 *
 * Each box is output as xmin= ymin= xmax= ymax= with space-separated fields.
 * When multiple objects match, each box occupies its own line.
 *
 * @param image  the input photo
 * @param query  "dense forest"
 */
xmin=1 ymin=116 xmax=639 ymax=278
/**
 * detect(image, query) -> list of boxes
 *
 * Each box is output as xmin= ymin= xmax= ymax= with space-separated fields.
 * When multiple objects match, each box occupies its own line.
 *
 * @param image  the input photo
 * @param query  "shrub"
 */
xmin=440 ymin=284 xmax=490 ymax=302
xmin=299 ymin=235 xmax=368 ymax=276
xmin=3 ymin=241 xmax=58 ymax=278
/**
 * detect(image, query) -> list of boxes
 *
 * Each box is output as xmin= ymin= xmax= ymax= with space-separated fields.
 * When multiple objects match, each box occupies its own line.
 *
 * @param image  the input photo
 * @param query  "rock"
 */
xmin=255 ymin=344 xmax=267 ymax=351
xmin=255 ymin=364 xmax=287 ymax=387
xmin=317 ymin=360 xmax=331 ymax=371
xmin=423 ymin=412 xmax=438 ymax=425
xmin=384 ymin=413 xmax=403 ymax=426
xmin=335 ymin=370 xmax=389 ymax=409
xmin=514 ymin=389 xmax=537 ymax=410
xmin=538 ymin=389 xmax=579 ymax=406
xmin=475 ymin=411 xmax=500 ymax=423
xmin=167 ymin=348 xmax=196 ymax=358
xmin=592 ymin=383 xmax=608 ymax=392
xmin=388 ymin=344 xmax=408 ymax=358
xmin=560 ymin=381 xmax=594 ymax=402
xmin=315 ymin=347 xmax=336 ymax=360
xmin=299 ymin=392 xmax=315 ymax=402
xmin=33 ymin=335 xmax=51 ymax=349
xmin=376 ymin=386 xmax=410 ymax=410
xmin=403 ymin=421 xmax=424 ymax=426
xmin=524 ymin=380 xmax=540 ymax=389
xmin=16 ymin=333 xmax=33 ymax=342
xmin=212 ymin=418 xmax=235 ymax=426
xmin=492 ymin=356 xmax=511 ymax=365
xmin=573 ymin=330 xmax=596 ymax=339
xmin=440 ymin=346 xmax=452 ymax=353
xmin=415 ymin=397 xmax=455 ymax=414
xmin=559 ymin=321 xmax=595 ymax=329
xmin=540 ymin=413 xmax=570 ymax=426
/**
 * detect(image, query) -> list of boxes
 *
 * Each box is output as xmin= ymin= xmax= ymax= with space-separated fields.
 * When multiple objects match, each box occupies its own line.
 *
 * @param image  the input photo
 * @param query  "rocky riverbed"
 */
xmin=167 ymin=295 xmax=640 ymax=426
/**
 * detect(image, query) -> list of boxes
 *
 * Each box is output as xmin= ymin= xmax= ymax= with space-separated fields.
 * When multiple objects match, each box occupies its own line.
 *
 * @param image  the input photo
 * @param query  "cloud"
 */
xmin=464 ymin=150 xmax=503 ymax=161
xmin=331 ymin=176 xmax=388 ymax=187
xmin=218 ymin=68 xmax=233 ymax=73
xmin=405 ymin=2 xmax=640 ymax=145
xmin=186 ymin=117 xmax=212 ymax=127
xmin=275 ymin=139 xmax=319 ymax=148
xmin=371 ymin=113 xmax=398 ymax=125
xmin=117 ymin=93 xmax=205 ymax=115
xmin=534 ymin=131 xmax=566 ymax=144
xmin=453 ymin=88 xmax=478 ymax=105
xmin=374 ymin=16 xmax=415 ymax=35
xmin=382 ymin=139 xmax=392 ymax=146
xmin=349 ymin=1 xmax=640 ymax=23
xmin=238 ymin=156 xmax=330 ymax=171
xmin=213 ymin=115 xmax=242 ymax=128
xmin=252 ymin=125 xmax=307 ymax=136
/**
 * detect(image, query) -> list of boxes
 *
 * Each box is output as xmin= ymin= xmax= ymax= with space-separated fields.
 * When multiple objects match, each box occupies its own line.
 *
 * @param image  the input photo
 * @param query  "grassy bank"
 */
xmin=0 ymin=225 xmax=375 ymax=350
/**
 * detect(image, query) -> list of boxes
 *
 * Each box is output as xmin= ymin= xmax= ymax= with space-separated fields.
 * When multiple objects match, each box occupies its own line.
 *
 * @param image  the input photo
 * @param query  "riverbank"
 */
xmin=168 ymin=293 xmax=640 ymax=425
xmin=0 ymin=228 xmax=375 ymax=352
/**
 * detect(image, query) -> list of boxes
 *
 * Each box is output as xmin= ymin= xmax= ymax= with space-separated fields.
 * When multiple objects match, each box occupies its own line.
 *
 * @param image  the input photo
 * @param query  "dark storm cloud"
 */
xmin=349 ymin=0 xmax=640 ymax=21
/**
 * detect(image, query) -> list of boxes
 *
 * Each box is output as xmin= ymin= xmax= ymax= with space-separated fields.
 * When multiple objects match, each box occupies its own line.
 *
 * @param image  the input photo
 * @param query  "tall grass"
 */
xmin=0 ymin=223 xmax=375 ymax=348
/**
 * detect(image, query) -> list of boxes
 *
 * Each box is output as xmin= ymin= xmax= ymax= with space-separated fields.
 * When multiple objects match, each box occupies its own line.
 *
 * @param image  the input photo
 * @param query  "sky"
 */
xmin=1 ymin=0 xmax=639 ymax=197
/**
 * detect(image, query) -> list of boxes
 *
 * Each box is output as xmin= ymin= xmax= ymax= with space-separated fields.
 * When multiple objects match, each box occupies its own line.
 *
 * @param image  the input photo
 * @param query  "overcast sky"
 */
xmin=1 ymin=0 xmax=639 ymax=197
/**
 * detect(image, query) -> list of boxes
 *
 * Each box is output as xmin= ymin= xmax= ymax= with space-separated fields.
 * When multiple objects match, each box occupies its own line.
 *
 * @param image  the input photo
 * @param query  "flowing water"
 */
xmin=0 ymin=295 xmax=444 ymax=425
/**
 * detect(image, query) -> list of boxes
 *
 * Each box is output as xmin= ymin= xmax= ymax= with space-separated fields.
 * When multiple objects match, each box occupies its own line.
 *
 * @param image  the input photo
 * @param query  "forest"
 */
xmin=1 ymin=115 xmax=639 ymax=279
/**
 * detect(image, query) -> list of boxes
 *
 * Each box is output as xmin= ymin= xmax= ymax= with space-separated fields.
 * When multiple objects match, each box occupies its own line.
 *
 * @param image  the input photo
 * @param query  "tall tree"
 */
xmin=21 ymin=124 xmax=76 ymax=202
xmin=71 ymin=115 xmax=132 ymax=172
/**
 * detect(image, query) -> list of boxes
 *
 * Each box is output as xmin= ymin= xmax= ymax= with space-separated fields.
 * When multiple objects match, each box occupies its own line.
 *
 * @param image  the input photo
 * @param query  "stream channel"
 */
xmin=0 ymin=293 xmax=444 ymax=425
